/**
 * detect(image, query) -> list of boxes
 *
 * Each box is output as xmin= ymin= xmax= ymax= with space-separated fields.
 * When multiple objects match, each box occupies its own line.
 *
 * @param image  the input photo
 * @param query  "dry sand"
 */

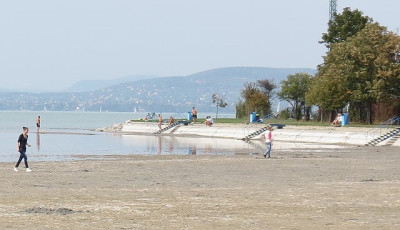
xmin=1 ymin=146 xmax=399 ymax=229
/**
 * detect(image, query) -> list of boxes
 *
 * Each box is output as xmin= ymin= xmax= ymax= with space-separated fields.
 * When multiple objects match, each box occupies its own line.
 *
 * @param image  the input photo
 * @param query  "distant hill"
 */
xmin=81 ymin=67 xmax=316 ymax=113
xmin=0 ymin=67 xmax=316 ymax=113
xmin=65 ymin=74 xmax=157 ymax=92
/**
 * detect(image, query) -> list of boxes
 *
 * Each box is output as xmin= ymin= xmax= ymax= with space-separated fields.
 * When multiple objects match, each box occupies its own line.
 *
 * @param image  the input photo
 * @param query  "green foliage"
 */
xmin=279 ymin=110 xmax=289 ymax=119
xmin=321 ymin=7 xmax=372 ymax=48
xmin=235 ymin=101 xmax=247 ymax=119
xmin=312 ymin=22 xmax=400 ymax=124
xmin=278 ymin=73 xmax=313 ymax=120
xmin=306 ymin=45 xmax=352 ymax=111
xmin=237 ymin=80 xmax=275 ymax=118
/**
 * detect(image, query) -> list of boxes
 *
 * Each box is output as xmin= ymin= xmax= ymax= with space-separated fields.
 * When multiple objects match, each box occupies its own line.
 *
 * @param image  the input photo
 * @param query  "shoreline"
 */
xmin=2 ymin=122 xmax=397 ymax=164
xmin=98 ymin=121 xmax=400 ymax=147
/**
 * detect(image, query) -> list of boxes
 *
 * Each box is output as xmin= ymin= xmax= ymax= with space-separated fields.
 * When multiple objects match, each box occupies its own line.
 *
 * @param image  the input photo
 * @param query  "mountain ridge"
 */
xmin=0 ymin=67 xmax=316 ymax=113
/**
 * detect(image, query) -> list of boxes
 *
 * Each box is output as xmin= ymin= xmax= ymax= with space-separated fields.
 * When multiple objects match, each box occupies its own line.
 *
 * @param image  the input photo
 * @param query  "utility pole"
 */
xmin=329 ymin=0 xmax=337 ymax=21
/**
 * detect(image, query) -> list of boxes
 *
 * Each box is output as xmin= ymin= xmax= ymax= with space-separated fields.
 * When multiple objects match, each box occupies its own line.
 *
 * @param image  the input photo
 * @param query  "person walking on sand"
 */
xmin=263 ymin=126 xmax=272 ymax=158
xmin=36 ymin=116 xmax=41 ymax=132
xmin=14 ymin=127 xmax=32 ymax=172
xmin=192 ymin=107 xmax=197 ymax=124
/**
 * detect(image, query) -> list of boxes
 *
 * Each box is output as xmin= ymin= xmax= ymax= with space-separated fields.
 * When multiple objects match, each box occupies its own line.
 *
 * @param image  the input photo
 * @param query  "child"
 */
xmin=264 ymin=126 xmax=272 ymax=158
xmin=14 ymin=127 xmax=32 ymax=172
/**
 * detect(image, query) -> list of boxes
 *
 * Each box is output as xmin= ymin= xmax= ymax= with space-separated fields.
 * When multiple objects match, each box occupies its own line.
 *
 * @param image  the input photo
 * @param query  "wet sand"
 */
xmin=1 ymin=146 xmax=399 ymax=229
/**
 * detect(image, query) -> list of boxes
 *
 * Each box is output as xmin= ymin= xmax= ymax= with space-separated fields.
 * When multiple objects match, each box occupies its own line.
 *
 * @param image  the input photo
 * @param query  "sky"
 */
xmin=0 ymin=0 xmax=399 ymax=92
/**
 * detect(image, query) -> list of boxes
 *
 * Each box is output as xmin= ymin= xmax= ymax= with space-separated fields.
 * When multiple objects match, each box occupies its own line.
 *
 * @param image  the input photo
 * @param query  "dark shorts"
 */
xmin=192 ymin=115 xmax=197 ymax=118
xmin=36 ymin=123 xmax=40 ymax=127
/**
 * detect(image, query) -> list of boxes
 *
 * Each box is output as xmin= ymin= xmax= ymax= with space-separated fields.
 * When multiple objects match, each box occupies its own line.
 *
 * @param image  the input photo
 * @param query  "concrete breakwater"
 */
xmin=97 ymin=121 xmax=400 ymax=147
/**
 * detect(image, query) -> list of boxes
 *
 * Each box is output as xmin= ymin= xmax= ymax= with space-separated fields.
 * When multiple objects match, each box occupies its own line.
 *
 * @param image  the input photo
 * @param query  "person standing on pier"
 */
xmin=36 ymin=116 xmax=41 ymax=132
xmin=158 ymin=114 xmax=163 ymax=130
xmin=192 ymin=107 xmax=198 ymax=124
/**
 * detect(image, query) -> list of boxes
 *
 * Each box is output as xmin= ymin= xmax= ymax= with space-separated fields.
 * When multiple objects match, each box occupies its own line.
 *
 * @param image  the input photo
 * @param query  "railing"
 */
xmin=154 ymin=122 xmax=181 ymax=134
xmin=170 ymin=112 xmax=187 ymax=120
xmin=242 ymin=113 xmax=280 ymax=138
xmin=263 ymin=113 xmax=278 ymax=120
xmin=242 ymin=123 xmax=263 ymax=138
xmin=365 ymin=116 xmax=400 ymax=142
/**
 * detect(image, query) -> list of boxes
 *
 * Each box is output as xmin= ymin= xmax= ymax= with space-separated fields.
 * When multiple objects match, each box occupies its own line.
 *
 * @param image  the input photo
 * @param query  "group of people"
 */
xmin=156 ymin=107 xmax=214 ymax=129
xmin=157 ymin=114 xmax=176 ymax=129
xmin=155 ymin=108 xmax=273 ymax=158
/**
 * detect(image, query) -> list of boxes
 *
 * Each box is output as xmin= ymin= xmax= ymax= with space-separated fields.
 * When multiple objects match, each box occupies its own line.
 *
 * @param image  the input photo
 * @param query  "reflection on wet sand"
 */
xmin=121 ymin=135 xmax=254 ymax=155
xmin=2 ymin=131 xmax=351 ymax=162
xmin=189 ymin=143 xmax=196 ymax=155
xmin=158 ymin=136 xmax=162 ymax=154
xmin=36 ymin=132 xmax=40 ymax=151
xmin=121 ymin=134 xmax=348 ymax=156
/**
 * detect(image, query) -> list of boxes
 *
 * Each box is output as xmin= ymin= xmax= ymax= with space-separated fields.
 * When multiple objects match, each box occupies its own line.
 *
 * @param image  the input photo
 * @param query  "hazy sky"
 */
xmin=0 ymin=0 xmax=399 ymax=91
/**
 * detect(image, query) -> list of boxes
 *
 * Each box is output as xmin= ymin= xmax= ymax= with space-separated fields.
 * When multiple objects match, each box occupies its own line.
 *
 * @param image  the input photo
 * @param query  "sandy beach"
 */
xmin=1 ymin=144 xmax=399 ymax=229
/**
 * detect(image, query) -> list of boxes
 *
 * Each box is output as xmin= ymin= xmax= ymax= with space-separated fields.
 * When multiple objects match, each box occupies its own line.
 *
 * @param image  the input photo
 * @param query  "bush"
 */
xmin=235 ymin=101 xmax=246 ymax=119
xmin=279 ymin=110 xmax=290 ymax=119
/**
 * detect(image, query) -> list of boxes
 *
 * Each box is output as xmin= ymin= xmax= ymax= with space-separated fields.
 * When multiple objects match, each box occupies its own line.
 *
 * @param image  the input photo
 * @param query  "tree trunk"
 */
xmin=366 ymin=101 xmax=373 ymax=124
xmin=320 ymin=107 xmax=323 ymax=123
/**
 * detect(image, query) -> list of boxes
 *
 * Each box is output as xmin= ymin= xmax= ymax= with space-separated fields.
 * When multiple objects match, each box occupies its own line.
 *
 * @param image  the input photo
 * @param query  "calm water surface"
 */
xmin=0 ymin=111 xmax=344 ymax=162
xmin=0 ymin=111 xmax=248 ymax=162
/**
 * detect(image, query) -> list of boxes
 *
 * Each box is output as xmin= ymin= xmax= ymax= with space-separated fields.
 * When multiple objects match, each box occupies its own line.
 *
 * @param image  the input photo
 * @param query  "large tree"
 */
xmin=278 ymin=73 xmax=313 ymax=120
xmin=240 ymin=82 xmax=269 ymax=115
xmin=310 ymin=23 xmax=400 ymax=124
xmin=237 ymin=79 xmax=276 ymax=119
xmin=374 ymin=31 xmax=400 ymax=100
xmin=321 ymin=7 xmax=372 ymax=49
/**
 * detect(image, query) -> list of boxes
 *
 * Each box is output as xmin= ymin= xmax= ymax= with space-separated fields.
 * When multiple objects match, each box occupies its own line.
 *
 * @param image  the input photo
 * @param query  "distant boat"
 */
xmin=133 ymin=107 xmax=137 ymax=113
xmin=43 ymin=106 xmax=48 ymax=112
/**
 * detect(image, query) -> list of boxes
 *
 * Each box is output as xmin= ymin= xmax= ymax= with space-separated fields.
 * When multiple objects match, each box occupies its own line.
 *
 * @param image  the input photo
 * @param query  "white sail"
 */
xmin=276 ymin=102 xmax=281 ymax=113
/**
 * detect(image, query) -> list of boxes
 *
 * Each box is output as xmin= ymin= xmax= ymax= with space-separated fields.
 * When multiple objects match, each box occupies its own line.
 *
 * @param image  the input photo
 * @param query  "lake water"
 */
xmin=0 ymin=111 xmax=345 ymax=162
xmin=0 ymin=111 xmax=250 ymax=162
